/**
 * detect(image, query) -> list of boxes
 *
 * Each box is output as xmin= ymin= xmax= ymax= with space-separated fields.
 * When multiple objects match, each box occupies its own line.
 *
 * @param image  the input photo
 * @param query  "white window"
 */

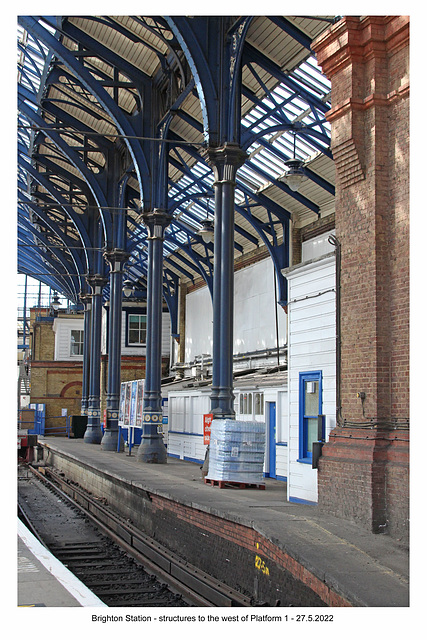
xmin=239 ymin=391 xmax=264 ymax=417
xmin=240 ymin=392 xmax=253 ymax=415
xmin=254 ymin=392 xmax=264 ymax=416
xmin=70 ymin=329 xmax=84 ymax=356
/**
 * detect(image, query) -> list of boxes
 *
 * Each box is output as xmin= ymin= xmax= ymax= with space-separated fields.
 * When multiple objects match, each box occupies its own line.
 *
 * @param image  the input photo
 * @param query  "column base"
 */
xmin=100 ymin=429 xmax=124 ymax=452
xmin=136 ymin=435 xmax=167 ymax=464
xmin=317 ymin=427 xmax=409 ymax=538
xmin=211 ymin=387 xmax=235 ymax=420
xmin=83 ymin=425 xmax=103 ymax=444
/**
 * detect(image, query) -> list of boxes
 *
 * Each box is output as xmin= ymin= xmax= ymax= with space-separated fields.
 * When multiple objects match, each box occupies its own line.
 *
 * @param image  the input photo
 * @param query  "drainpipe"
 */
xmin=328 ymin=234 xmax=342 ymax=426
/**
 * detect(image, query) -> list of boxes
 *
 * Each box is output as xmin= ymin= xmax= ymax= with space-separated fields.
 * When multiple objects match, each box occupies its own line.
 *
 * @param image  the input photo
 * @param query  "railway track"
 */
xmin=18 ymin=463 xmax=252 ymax=607
xmin=47 ymin=541 xmax=184 ymax=606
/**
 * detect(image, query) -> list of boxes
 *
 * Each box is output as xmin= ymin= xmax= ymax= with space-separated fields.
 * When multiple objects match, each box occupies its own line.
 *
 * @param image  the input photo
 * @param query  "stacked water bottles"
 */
xmin=207 ymin=419 xmax=266 ymax=485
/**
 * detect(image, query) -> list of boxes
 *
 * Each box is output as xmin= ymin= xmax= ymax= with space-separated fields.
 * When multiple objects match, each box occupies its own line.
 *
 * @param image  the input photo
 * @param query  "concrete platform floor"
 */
xmin=37 ymin=437 xmax=409 ymax=608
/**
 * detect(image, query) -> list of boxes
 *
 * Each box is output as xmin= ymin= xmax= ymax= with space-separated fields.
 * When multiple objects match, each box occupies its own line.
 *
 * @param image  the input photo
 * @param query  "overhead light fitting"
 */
xmin=51 ymin=292 xmax=61 ymax=310
xmin=280 ymin=132 xmax=305 ymax=193
xmin=199 ymin=219 xmax=214 ymax=243
xmin=282 ymin=158 xmax=305 ymax=192
xmin=122 ymin=279 xmax=134 ymax=297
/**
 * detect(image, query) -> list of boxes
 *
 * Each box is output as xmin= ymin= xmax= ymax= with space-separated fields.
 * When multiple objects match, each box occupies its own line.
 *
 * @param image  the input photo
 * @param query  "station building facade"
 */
xmin=19 ymin=15 xmax=409 ymax=543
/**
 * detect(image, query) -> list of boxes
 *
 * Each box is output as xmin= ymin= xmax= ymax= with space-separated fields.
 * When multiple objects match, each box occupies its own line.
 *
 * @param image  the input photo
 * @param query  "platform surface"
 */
xmin=18 ymin=518 xmax=107 ymax=608
xmin=37 ymin=437 xmax=409 ymax=608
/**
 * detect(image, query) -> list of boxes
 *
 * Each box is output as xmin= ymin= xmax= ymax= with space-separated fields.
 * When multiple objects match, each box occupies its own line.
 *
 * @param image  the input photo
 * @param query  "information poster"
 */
xmin=119 ymin=384 xmax=126 ymax=426
xmin=136 ymin=379 xmax=144 ymax=427
xmin=203 ymin=414 xmax=213 ymax=445
xmin=124 ymin=382 xmax=131 ymax=427
xmin=130 ymin=380 xmax=138 ymax=427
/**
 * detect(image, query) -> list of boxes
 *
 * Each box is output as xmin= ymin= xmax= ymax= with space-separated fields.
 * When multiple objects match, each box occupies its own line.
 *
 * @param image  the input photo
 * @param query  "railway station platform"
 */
xmin=18 ymin=518 xmax=106 ymax=607
xmin=34 ymin=437 xmax=409 ymax=608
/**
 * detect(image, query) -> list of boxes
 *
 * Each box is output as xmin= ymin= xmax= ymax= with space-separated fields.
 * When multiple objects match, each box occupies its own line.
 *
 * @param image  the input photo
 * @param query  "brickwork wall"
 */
xmin=291 ymin=225 xmax=302 ymax=266
xmin=99 ymin=355 xmax=168 ymax=412
xmin=290 ymin=214 xmax=336 ymax=266
xmin=45 ymin=447 xmax=352 ymax=607
xmin=29 ymin=312 xmax=168 ymax=424
xmin=147 ymin=494 xmax=348 ymax=607
xmin=313 ymin=16 xmax=409 ymax=539
xmin=30 ymin=317 xmax=55 ymax=361
xmin=30 ymin=361 xmax=83 ymax=430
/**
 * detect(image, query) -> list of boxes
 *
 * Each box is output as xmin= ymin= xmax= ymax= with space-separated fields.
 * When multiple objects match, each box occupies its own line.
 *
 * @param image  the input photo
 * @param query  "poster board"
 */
xmin=203 ymin=413 xmax=213 ymax=445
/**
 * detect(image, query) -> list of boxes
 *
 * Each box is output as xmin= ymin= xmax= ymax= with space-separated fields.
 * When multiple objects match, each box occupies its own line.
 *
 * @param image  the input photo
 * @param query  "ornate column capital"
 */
xmin=103 ymin=249 xmax=131 ymax=275
xmin=103 ymin=248 xmax=130 ymax=265
xmin=79 ymin=293 xmax=92 ymax=307
xmin=86 ymin=273 xmax=107 ymax=294
xmin=204 ymin=142 xmax=248 ymax=184
xmin=142 ymin=209 xmax=173 ymax=239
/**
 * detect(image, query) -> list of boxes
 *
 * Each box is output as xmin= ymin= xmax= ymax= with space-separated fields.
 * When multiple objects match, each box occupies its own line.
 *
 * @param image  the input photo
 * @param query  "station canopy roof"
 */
xmin=17 ymin=15 xmax=337 ymax=305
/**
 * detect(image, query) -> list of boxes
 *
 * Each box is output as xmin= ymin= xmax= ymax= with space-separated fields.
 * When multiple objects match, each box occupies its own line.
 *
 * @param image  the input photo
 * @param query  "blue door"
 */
xmin=29 ymin=404 xmax=45 ymax=436
xmin=268 ymin=402 xmax=276 ymax=478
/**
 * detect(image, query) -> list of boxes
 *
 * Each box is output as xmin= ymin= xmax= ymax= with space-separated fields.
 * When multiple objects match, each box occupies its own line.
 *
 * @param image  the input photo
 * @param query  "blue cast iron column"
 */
xmin=209 ymin=173 xmax=223 ymax=415
xmin=83 ymin=273 xmax=106 ymax=444
xmin=80 ymin=293 xmax=91 ymax=417
xmin=101 ymin=249 xmax=129 ymax=451
xmin=206 ymin=143 xmax=247 ymax=419
xmin=137 ymin=209 xmax=172 ymax=463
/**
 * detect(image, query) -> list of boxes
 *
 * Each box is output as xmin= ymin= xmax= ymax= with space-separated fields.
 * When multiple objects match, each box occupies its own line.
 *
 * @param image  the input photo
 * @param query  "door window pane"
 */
xmin=306 ymin=418 xmax=318 ymax=453
xmin=304 ymin=381 xmax=319 ymax=416
xmin=299 ymin=371 xmax=322 ymax=460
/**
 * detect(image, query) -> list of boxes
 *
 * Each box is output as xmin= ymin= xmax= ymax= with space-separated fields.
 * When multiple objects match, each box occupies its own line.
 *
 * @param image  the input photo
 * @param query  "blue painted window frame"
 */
xmin=298 ymin=370 xmax=322 ymax=464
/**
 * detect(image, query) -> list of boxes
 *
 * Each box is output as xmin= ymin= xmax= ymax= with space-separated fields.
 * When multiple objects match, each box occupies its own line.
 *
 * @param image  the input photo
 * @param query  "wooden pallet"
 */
xmin=204 ymin=478 xmax=265 ymax=490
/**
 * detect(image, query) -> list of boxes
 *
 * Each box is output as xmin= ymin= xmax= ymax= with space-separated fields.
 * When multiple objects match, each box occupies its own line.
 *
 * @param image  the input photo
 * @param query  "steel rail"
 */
xmin=28 ymin=465 xmax=252 ymax=607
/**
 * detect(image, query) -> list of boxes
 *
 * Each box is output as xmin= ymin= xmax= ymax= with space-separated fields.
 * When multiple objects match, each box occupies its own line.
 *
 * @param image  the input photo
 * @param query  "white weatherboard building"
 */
xmin=101 ymin=302 xmax=171 ymax=358
xmin=284 ymin=231 xmax=336 ymax=504
xmin=52 ymin=316 xmax=84 ymax=361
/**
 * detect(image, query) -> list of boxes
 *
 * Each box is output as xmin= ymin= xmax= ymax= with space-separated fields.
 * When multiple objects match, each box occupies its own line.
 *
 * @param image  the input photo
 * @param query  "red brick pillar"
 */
xmin=312 ymin=16 xmax=409 ymax=539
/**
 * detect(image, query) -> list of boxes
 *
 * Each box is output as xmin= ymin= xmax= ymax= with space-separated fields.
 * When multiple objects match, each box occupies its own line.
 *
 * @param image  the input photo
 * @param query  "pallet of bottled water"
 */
xmin=206 ymin=419 xmax=266 ymax=486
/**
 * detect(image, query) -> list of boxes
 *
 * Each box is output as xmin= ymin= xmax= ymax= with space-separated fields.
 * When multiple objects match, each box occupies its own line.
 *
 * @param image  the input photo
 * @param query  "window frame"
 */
xmin=126 ymin=311 xmax=147 ymax=347
xmin=239 ymin=392 xmax=253 ymax=415
xmin=69 ymin=328 xmax=84 ymax=357
xmin=254 ymin=392 xmax=264 ymax=416
xmin=238 ymin=391 xmax=264 ymax=418
xmin=298 ymin=370 xmax=323 ymax=463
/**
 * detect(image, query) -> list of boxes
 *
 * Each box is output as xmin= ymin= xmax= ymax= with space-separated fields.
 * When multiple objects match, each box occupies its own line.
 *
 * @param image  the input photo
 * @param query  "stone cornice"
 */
xmin=326 ymin=82 xmax=409 ymax=122
xmin=313 ymin=15 xmax=410 ymax=79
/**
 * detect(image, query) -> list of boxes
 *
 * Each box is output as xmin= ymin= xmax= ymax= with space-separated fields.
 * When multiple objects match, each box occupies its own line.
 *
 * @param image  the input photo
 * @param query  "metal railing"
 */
xmin=18 ymin=405 xmax=71 ymax=437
